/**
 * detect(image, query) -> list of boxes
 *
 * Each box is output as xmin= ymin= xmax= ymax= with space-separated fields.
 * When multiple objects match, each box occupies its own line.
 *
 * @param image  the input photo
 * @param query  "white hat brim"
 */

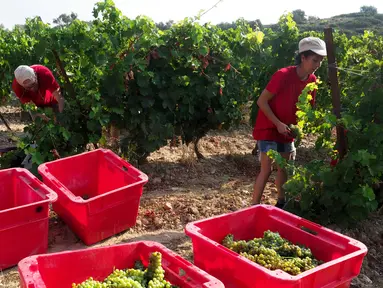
xmin=310 ymin=48 xmax=327 ymax=57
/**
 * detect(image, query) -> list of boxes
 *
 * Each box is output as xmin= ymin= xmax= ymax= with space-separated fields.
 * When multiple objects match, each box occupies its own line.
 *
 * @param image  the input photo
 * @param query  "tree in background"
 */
xmin=53 ymin=12 xmax=78 ymax=26
xmin=156 ymin=20 xmax=174 ymax=30
xmin=292 ymin=9 xmax=307 ymax=24
xmin=308 ymin=16 xmax=320 ymax=22
xmin=360 ymin=6 xmax=378 ymax=15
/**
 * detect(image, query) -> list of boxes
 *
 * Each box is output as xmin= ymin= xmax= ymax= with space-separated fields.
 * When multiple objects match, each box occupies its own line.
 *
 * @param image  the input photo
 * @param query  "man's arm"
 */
xmin=52 ymin=88 xmax=64 ymax=113
xmin=12 ymin=79 xmax=50 ymax=121
xmin=29 ymin=111 xmax=50 ymax=122
xmin=257 ymin=89 xmax=290 ymax=135
xmin=257 ymin=69 xmax=291 ymax=136
xmin=11 ymin=79 xmax=29 ymax=104
xmin=37 ymin=66 xmax=64 ymax=112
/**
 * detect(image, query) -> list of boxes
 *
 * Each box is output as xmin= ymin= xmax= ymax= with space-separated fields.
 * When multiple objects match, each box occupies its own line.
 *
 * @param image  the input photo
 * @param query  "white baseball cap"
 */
xmin=14 ymin=65 xmax=37 ymax=87
xmin=298 ymin=37 xmax=327 ymax=56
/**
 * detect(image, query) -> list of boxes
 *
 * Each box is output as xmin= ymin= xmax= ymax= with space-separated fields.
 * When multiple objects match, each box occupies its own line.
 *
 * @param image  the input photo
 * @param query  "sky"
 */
xmin=1 ymin=0 xmax=383 ymax=29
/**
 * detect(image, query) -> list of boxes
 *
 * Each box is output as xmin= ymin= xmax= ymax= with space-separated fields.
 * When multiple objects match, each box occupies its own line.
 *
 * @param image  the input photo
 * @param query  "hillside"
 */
xmin=264 ymin=11 xmax=383 ymax=36
xmin=209 ymin=7 xmax=383 ymax=36
xmin=298 ymin=12 xmax=383 ymax=35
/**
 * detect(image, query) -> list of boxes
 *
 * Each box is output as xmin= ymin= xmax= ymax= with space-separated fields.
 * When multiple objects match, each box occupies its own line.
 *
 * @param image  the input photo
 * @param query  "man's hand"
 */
xmin=52 ymin=89 xmax=65 ymax=113
xmin=51 ymin=149 xmax=60 ymax=159
xmin=30 ymin=111 xmax=50 ymax=122
xmin=40 ymin=114 xmax=50 ymax=122
xmin=276 ymin=122 xmax=291 ymax=136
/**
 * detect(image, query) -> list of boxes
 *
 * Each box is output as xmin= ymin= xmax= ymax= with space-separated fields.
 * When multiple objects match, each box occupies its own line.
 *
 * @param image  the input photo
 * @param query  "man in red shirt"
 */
xmin=252 ymin=37 xmax=327 ymax=208
xmin=12 ymin=65 xmax=64 ymax=121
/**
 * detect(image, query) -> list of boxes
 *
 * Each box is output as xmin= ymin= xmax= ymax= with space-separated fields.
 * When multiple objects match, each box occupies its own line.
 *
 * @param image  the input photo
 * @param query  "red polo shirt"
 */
xmin=253 ymin=66 xmax=317 ymax=143
xmin=12 ymin=65 xmax=59 ymax=108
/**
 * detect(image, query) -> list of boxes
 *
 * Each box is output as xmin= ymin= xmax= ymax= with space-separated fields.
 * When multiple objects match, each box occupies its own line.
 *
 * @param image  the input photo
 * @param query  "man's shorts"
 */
xmin=257 ymin=140 xmax=296 ymax=161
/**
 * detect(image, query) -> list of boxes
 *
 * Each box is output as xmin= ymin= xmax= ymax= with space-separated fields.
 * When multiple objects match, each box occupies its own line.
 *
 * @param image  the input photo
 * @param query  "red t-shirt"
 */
xmin=253 ymin=66 xmax=317 ymax=143
xmin=12 ymin=65 xmax=59 ymax=108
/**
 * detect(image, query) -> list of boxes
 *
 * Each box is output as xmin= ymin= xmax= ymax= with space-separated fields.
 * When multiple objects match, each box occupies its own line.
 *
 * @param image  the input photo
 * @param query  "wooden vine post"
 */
xmin=324 ymin=27 xmax=347 ymax=159
xmin=52 ymin=49 xmax=76 ymax=100
xmin=0 ymin=112 xmax=12 ymax=131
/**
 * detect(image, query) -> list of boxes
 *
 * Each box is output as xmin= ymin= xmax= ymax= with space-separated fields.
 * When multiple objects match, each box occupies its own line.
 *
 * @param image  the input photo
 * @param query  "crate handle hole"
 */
xmin=178 ymin=268 xmax=186 ymax=277
xmin=122 ymin=166 xmax=128 ymax=171
xmin=36 ymin=206 xmax=43 ymax=213
xmin=300 ymin=226 xmax=318 ymax=235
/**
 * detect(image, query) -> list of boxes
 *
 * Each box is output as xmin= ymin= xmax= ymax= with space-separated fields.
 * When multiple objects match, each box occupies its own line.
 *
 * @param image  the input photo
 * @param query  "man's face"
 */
xmin=22 ymin=79 xmax=38 ymax=92
xmin=302 ymin=54 xmax=324 ymax=74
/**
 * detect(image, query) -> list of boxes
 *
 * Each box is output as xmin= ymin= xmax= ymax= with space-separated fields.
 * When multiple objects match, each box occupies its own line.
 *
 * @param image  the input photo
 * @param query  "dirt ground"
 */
xmin=0 ymin=106 xmax=26 ymax=149
xmin=0 ymin=106 xmax=382 ymax=288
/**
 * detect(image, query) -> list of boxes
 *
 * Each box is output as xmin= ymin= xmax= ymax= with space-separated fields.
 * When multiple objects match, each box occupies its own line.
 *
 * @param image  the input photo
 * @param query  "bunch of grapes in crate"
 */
xmin=72 ymin=252 xmax=179 ymax=288
xmin=222 ymin=230 xmax=323 ymax=275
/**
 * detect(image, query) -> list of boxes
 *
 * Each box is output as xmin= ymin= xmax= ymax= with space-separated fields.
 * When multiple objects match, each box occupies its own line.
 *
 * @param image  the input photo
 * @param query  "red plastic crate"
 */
xmin=38 ymin=149 xmax=148 ymax=245
xmin=18 ymin=241 xmax=225 ymax=288
xmin=0 ymin=168 xmax=57 ymax=270
xmin=185 ymin=204 xmax=368 ymax=288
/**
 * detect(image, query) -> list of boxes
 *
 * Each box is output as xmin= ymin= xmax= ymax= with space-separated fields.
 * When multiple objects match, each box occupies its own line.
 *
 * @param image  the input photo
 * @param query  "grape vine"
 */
xmin=0 ymin=0 xmax=263 ymax=169
xmin=0 ymin=2 xmax=383 ymax=225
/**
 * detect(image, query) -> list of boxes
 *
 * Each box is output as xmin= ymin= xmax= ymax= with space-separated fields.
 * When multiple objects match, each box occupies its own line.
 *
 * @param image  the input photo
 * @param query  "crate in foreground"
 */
xmin=0 ymin=168 xmax=57 ymax=270
xmin=18 ymin=241 xmax=225 ymax=288
xmin=38 ymin=148 xmax=148 ymax=245
xmin=185 ymin=204 xmax=368 ymax=288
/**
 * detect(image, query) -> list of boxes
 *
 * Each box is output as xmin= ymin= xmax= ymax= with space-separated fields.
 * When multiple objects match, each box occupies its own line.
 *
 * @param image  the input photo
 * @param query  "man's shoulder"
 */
xmin=277 ymin=66 xmax=296 ymax=73
xmin=31 ymin=65 xmax=53 ymax=75
xmin=273 ymin=66 xmax=296 ymax=78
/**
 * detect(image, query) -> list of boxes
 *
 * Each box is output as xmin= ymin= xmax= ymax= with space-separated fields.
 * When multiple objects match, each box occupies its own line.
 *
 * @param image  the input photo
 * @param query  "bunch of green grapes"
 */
xmin=72 ymin=277 xmax=109 ymax=288
xmin=262 ymin=231 xmax=314 ymax=259
xmin=222 ymin=231 xmax=322 ymax=276
xmin=104 ymin=269 xmax=145 ymax=287
xmin=144 ymin=252 xmax=174 ymax=288
xmin=289 ymin=124 xmax=303 ymax=147
xmin=72 ymin=252 xmax=179 ymax=288
xmin=274 ymin=242 xmax=313 ymax=259
xmin=262 ymin=230 xmax=287 ymax=247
